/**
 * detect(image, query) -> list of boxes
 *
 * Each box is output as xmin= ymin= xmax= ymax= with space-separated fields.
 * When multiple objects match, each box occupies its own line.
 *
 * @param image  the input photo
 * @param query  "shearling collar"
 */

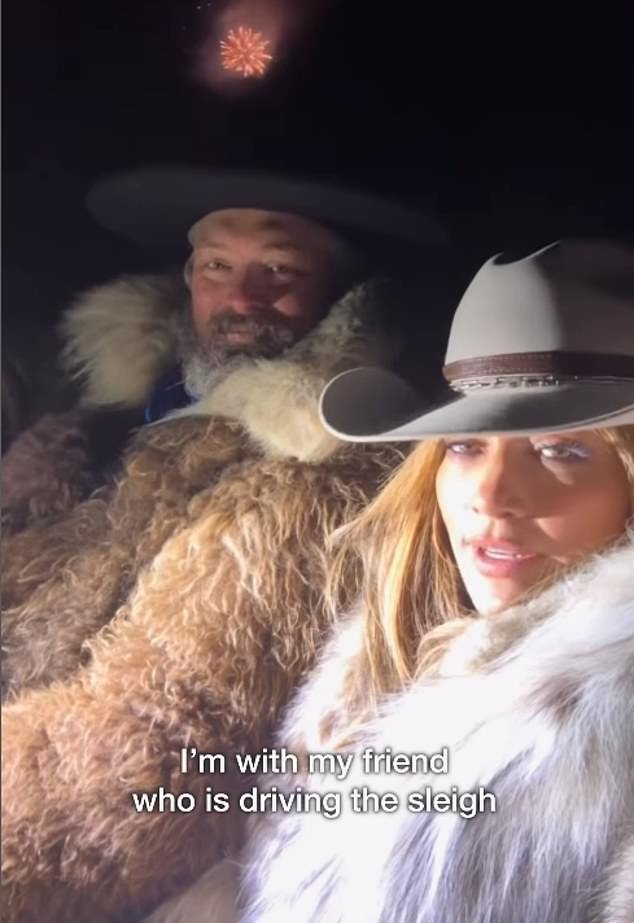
xmin=59 ymin=274 xmax=400 ymax=462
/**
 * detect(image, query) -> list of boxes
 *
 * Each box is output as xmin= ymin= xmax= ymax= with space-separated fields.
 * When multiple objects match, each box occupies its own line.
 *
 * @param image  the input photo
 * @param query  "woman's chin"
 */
xmin=459 ymin=553 xmax=553 ymax=615
xmin=464 ymin=573 xmax=540 ymax=615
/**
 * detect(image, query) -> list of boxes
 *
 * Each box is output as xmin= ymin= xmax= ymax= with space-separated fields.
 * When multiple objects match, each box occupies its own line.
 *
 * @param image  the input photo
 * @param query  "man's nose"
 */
xmin=224 ymin=270 xmax=271 ymax=315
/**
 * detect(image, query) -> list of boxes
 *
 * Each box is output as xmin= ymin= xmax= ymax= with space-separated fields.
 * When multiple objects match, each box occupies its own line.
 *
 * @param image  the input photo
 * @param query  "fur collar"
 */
xmin=60 ymin=274 xmax=184 ymax=410
xmin=243 ymin=536 xmax=634 ymax=923
xmin=59 ymin=275 xmax=399 ymax=462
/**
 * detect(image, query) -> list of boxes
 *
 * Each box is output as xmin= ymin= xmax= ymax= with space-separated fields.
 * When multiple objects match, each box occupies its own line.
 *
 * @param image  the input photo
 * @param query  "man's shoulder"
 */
xmin=123 ymin=416 xmax=404 ymax=501
xmin=59 ymin=273 xmax=186 ymax=412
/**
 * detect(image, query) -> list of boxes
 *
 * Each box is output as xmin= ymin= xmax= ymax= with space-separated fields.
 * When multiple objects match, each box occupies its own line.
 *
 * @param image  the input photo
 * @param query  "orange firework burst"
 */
xmin=219 ymin=26 xmax=273 ymax=78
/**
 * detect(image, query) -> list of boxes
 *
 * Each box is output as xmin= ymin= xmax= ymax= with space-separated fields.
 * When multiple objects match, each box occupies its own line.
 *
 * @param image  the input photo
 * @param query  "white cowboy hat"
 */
xmin=320 ymin=239 xmax=634 ymax=439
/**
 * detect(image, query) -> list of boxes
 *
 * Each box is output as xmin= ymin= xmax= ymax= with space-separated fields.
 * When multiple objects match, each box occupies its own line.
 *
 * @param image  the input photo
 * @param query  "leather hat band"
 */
xmin=443 ymin=351 xmax=634 ymax=384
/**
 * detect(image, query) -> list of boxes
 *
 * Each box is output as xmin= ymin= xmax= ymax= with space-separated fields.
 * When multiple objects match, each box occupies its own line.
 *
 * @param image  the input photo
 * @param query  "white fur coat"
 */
xmin=146 ymin=537 xmax=634 ymax=923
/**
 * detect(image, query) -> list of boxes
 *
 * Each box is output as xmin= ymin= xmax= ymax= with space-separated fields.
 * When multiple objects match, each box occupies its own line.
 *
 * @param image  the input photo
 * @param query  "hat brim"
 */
xmin=86 ymin=167 xmax=447 ymax=250
xmin=319 ymin=367 xmax=634 ymax=441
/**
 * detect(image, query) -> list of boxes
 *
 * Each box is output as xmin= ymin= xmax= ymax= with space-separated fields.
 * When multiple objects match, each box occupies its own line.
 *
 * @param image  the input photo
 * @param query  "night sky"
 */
xmin=5 ymin=0 xmax=634 ymax=334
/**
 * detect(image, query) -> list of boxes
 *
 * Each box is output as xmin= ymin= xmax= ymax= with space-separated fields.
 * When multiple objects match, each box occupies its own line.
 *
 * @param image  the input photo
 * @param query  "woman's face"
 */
xmin=435 ymin=431 xmax=631 ymax=614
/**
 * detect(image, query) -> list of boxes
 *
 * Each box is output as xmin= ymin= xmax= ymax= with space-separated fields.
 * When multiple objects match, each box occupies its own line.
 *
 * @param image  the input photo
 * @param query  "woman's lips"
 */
xmin=470 ymin=544 xmax=540 ymax=579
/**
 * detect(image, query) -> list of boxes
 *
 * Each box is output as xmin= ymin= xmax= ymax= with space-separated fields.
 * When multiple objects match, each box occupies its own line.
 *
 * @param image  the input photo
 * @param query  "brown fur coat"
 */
xmin=2 ymin=275 xmax=184 ymax=531
xmin=1 ymin=276 xmax=405 ymax=922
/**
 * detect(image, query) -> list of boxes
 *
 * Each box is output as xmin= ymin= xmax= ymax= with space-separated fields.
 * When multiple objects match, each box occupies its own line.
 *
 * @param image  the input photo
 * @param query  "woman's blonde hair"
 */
xmin=326 ymin=424 xmax=634 ymax=723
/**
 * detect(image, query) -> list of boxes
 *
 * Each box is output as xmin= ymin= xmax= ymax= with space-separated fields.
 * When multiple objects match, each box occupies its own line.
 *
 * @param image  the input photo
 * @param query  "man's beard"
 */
xmin=175 ymin=308 xmax=299 ymax=399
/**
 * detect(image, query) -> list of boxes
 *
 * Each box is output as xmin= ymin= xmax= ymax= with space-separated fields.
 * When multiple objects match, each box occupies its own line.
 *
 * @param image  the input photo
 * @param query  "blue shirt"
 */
xmin=144 ymin=367 xmax=194 ymax=423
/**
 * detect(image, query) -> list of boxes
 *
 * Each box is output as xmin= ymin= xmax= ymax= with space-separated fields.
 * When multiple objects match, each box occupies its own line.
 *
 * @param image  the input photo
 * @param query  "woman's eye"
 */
xmin=445 ymin=441 xmax=480 ymax=456
xmin=203 ymin=260 xmax=229 ymax=272
xmin=536 ymin=441 xmax=591 ymax=461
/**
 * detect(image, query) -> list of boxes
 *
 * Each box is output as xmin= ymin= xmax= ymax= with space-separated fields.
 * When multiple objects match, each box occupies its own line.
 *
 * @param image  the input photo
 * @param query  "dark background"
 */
xmin=4 ymin=0 xmax=634 ymax=332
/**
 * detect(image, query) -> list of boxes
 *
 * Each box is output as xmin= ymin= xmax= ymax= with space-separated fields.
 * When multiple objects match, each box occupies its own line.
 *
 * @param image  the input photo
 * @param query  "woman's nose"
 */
xmin=469 ymin=458 xmax=528 ymax=519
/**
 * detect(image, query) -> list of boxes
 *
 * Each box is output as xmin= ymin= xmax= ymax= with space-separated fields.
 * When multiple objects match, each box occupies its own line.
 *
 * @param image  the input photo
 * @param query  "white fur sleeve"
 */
xmin=239 ymin=611 xmax=365 ymax=923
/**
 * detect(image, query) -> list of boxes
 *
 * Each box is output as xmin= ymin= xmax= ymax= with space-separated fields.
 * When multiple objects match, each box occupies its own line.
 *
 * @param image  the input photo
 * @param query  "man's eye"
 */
xmin=202 ymin=260 xmax=230 ymax=272
xmin=268 ymin=264 xmax=298 ymax=277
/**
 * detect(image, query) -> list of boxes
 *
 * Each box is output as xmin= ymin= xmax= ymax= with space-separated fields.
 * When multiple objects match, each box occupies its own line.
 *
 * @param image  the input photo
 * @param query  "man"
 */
xmin=1 ymin=209 xmax=352 ymax=527
xmin=2 ymin=169 xmax=441 ymax=528
xmin=2 ymin=168 xmax=444 ymax=922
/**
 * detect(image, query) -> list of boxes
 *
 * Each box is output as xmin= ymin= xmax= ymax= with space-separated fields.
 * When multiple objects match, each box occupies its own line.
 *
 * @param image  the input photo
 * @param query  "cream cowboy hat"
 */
xmin=320 ymin=239 xmax=634 ymax=439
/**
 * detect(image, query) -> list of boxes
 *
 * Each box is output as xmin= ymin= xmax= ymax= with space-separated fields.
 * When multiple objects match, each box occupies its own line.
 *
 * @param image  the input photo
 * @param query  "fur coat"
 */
xmin=1 ymin=276 xmax=405 ymax=923
xmin=1 ymin=275 xmax=186 ymax=531
xmin=152 ymin=536 xmax=634 ymax=923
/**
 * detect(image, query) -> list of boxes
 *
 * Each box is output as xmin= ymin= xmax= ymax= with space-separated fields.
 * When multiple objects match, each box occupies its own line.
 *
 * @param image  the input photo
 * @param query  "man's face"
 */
xmin=187 ymin=209 xmax=344 ymax=359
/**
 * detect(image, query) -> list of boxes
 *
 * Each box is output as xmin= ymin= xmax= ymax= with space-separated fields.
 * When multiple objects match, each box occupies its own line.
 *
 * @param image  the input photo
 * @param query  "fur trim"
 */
xmin=59 ymin=274 xmax=399 ymax=462
xmin=598 ymin=829 xmax=634 ymax=922
xmin=242 ymin=537 xmax=634 ymax=923
xmin=59 ymin=274 xmax=184 ymax=408
xmin=172 ymin=281 xmax=398 ymax=463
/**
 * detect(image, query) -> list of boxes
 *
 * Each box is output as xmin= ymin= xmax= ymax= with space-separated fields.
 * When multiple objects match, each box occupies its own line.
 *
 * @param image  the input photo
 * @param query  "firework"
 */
xmin=219 ymin=26 xmax=273 ymax=78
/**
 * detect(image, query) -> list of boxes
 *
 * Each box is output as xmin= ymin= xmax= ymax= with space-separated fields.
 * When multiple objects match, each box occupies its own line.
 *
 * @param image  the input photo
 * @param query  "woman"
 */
xmin=148 ymin=239 xmax=634 ymax=923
